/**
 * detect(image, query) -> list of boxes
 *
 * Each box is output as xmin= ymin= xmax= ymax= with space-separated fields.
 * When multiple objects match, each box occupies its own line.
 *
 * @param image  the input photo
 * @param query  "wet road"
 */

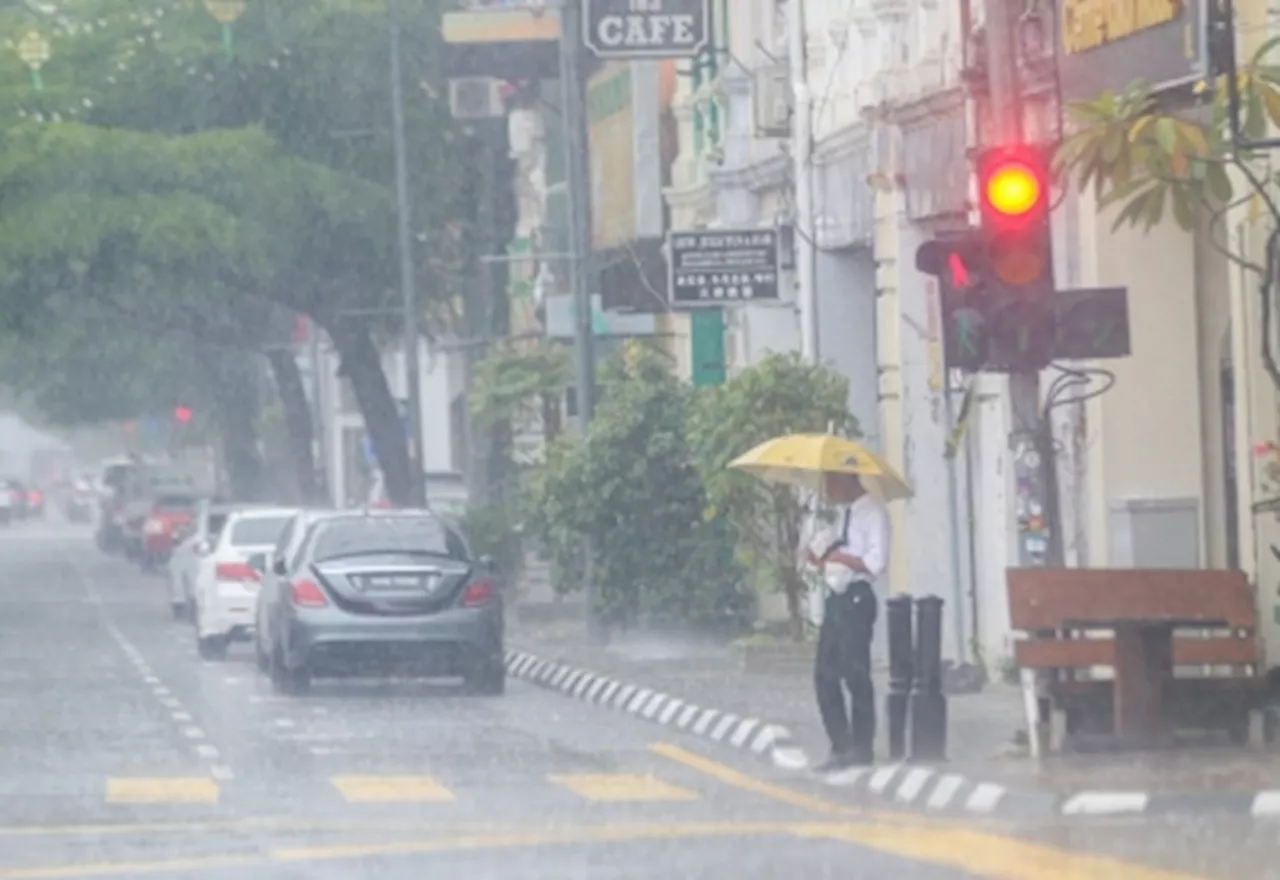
xmin=0 ymin=521 xmax=1270 ymax=878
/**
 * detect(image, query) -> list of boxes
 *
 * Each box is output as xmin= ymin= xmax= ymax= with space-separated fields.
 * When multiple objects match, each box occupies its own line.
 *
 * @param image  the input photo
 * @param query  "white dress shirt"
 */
xmin=823 ymin=493 xmax=890 ymax=592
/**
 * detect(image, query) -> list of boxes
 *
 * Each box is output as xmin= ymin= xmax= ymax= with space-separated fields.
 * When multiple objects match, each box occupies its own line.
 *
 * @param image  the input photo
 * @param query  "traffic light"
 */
xmin=916 ymin=236 xmax=990 ymax=373
xmin=975 ymin=145 xmax=1055 ymax=371
xmin=173 ymin=406 xmax=193 ymax=425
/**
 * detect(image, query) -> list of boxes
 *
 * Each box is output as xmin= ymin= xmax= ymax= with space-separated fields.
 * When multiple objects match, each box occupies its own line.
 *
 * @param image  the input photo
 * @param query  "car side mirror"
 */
xmin=194 ymin=540 xmax=211 ymax=556
xmin=246 ymin=553 xmax=266 ymax=574
xmin=273 ymin=558 xmax=288 ymax=576
xmin=478 ymin=554 xmax=495 ymax=573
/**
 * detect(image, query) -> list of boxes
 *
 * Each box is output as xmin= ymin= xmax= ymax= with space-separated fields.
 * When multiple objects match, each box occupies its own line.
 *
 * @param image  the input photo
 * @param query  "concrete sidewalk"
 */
xmin=509 ymin=614 xmax=1280 ymax=818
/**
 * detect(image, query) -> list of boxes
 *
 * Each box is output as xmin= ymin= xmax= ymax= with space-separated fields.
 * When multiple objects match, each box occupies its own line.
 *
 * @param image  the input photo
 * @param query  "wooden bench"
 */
xmin=1007 ymin=568 xmax=1267 ymax=752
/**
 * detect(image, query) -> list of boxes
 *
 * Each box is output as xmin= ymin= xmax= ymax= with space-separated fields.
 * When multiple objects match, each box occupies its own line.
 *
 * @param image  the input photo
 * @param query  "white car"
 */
xmin=253 ymin=508 xmax=334 ymax=671
xmin=192 ymin=506 xmax=298 ymax=660
xmin=167 ymin=500 xmax=235 ymax=619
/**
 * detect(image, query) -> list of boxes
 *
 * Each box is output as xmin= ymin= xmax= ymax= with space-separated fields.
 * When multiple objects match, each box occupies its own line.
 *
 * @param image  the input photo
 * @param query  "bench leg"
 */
xmin=1249 ymin=708 xmax=1267 ymax=749
xmin=1020 ymin=668 xmax=1044 ymax=759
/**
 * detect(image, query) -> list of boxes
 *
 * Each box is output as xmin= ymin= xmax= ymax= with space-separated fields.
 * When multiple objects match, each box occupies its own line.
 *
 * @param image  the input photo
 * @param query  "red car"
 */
xmin=141 ymin=494 xmax=200 ymax=571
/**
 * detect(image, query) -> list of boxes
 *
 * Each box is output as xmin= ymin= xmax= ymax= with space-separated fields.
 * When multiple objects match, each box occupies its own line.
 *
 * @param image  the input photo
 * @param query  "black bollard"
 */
xmin=909 ymin=595 xmax=948 ymax=762
xmin=884 ymin=594 xmax=915 ymax=761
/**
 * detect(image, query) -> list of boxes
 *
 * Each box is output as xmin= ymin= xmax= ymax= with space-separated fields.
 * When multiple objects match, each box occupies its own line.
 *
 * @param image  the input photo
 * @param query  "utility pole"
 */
xmin=557 ymin=0 xmax=601 ymax=640
xmin=388 ymin=0 xmax=426 ymax=507
xmin=788 ymin=0 xmax=818 ymax=362
xmin=981 ymin=0 xmax=1059 ymax=567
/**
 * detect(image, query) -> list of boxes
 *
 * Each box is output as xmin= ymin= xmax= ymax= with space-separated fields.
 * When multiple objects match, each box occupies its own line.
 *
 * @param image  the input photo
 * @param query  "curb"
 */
xmin=503 ymin=648 xmax=1280 ymax=820
xmin=503 ymin=648 xmax=810 ymax=771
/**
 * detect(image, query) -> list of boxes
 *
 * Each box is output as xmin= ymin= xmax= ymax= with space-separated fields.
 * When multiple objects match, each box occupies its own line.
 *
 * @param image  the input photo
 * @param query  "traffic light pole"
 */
xmin=557 ymin=0 xmax=602 ymax=641
xmin=981 ymin=0 xmax=1062 ymax=569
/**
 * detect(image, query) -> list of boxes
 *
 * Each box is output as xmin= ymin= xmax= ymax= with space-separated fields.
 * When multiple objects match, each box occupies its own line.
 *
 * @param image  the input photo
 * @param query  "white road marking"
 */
xmin=183 ymin=727 xmax=206 ymax=740
xmin=195 ymin=744 xmax=219 ymax=759
xmin=171 ymin=711 xmax=192 ymax=722
xmin=210 ymin=765 xmax=234 ymax=780
xmin=274 ymin=718 xmax=297 ymax=729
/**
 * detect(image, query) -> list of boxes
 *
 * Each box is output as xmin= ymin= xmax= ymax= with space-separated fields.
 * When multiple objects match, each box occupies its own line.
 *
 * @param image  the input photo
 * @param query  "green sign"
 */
xmin=690 ymin=308 xmax=725 ymax=387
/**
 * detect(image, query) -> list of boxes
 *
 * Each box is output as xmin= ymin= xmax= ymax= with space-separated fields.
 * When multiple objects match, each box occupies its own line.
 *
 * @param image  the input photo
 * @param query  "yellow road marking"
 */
xmin=649 ymin=742 xmax=859 ymax=816
xmin=798 ymin=824 xmax=1206 ymax=880
xmin=104 ymin=778 xmax=218 ymax=805
xmin=650 ymin=742 xmax=1209 ymax=880
xmin=548 ymin=773 xmax=698 ymax=803
xmin=330 ymin=775 xmax=455 ymax=803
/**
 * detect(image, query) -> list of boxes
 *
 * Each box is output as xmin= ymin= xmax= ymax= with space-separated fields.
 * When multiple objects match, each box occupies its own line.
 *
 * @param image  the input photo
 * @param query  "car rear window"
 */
xmin=311 ymin=517 xmax=466 ymax=562
xmin=155 ymin=495 xmax=197 ymax=511
xmin=229 ymin=516 xmax=292 ymax=547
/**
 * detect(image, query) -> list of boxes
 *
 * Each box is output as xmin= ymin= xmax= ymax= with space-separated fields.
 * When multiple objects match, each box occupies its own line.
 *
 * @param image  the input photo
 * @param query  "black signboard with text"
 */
xmin=582 ymin=0 xmax=711 ymax=60
xmin=668 ymin=229 xmax=780 ymax=308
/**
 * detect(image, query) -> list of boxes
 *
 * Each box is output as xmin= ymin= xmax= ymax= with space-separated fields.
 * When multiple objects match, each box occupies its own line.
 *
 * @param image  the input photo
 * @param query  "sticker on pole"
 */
xmin=667 ymin=228 xmax=781 ymax=308
xmin=582 ymin=0 xmax=711 ymax=60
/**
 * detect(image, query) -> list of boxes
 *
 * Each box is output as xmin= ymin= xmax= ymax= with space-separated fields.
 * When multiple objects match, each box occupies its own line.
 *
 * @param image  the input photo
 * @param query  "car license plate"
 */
xmin=365 ymin=575 xmax=425 ymax=591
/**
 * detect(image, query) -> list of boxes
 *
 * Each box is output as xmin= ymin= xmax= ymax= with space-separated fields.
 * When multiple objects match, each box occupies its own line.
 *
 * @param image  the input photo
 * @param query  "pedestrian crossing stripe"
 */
xmin=95 ymin=773 xmax=703 ymax=805
xmin=330 ymin=775 xmax=455 ymax=803
xmin=548 ymin=774 xmax=699 ymax=802
xmin=105 ymin=777 xmax=219 ymax=804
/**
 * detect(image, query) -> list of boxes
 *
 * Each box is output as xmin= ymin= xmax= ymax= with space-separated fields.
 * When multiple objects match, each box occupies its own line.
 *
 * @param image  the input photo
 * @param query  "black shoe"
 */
xmin=814 ymin=752 xmax=855 ymax=773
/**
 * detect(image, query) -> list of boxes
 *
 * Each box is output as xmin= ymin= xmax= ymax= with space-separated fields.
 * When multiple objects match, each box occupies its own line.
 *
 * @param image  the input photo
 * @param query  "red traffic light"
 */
xmin=174 ymin=406 xmax=193 ymax=425
xmin=984 ymin=160 xmax=1042 ymax=217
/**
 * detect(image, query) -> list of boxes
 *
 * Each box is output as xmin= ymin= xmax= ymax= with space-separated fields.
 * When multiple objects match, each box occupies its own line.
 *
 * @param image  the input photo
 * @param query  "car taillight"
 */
xmin=461 ymin=579 xmax=496 ymax=607
xmin=29 ymin=491 xmax=41 ymax=505
xmin=216 ymin=562 xmax=260 ymax=583
xmin=290 ymin=579 xmax=328 ymax=608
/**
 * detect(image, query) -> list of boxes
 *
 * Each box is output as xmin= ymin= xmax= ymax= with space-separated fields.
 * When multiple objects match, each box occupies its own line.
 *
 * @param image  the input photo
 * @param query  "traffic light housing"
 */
xmin=916 ymin=236 xmax=991 ymax=373
xmin=975 ymin=145 xmax=1056 ymax=371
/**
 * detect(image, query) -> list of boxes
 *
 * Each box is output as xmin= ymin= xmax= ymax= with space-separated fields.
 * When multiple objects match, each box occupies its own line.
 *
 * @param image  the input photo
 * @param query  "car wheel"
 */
xmin=171 ymin=601 xmax=188 ymax=622
xmin=463 ymin=654 xmax=506 ymax=696
xmin=197 ymin=633 xmax=227 ymax=661
xmin=270 ymin=647 xmax=310 ymax=695
xmin=254 ymin=632 xmax=269 ymax=673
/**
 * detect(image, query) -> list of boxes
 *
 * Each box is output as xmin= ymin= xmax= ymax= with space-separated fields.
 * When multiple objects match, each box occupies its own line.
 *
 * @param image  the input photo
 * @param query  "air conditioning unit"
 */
xmin=448 ymin=77 xmax=505 ymax=120
xmin=752 ymin=62 xmax=792 ymax=138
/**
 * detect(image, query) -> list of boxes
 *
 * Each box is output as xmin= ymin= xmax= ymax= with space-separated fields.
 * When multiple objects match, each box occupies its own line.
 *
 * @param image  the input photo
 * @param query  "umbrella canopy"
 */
xmin=728 ymin=433 xmax=912 ymax=502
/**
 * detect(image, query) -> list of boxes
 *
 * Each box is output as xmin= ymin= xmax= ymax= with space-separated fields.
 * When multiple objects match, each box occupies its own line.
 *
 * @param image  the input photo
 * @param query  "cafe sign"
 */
xmin=583 ymin=0 xmax=711 ymax=60
xmin=1056 ymin=0 xmax=1206 ymax=101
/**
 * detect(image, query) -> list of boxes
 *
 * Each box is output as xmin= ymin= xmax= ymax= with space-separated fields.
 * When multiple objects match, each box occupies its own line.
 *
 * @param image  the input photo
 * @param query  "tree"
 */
xmin=687 ymin=353 xmax=859 ymax=640
xmin=523 ymin=344 xmax=746 ymax=632
xmin=1053 ymin=38 xmax=1280 ymax=390
xmin=469 ymin=338 xmax=572 ymax=447
xmin=0 ymin=0 xmax=481 ymax=504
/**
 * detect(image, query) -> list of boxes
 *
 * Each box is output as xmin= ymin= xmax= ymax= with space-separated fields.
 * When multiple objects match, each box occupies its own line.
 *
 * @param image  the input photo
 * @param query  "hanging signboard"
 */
xmin=582 ymin=0 xmax=711 ymax=60
xmin=667 ymin=228 xmax=781 ymax=308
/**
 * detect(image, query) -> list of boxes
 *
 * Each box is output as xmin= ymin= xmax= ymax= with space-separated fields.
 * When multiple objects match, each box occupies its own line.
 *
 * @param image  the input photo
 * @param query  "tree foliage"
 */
xmin=1054 ymin=36 xmax=1280 ymax=388
xmin=0 ymin=0 xmax=481 ymax=502
xmin=523 ymin=345 xmax=747 ymax=631
xmin=469 ymin=339 xmax=571 ymax=431
xmin=687 ymin=352 xmax=859 ymax=639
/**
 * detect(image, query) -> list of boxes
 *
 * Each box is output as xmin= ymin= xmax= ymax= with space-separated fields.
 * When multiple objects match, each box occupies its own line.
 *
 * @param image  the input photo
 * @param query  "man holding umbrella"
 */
xmin=805 ymin=472 xmax=890 ymax=771
xmin=728 ymin=434 xmax=907 ymax=773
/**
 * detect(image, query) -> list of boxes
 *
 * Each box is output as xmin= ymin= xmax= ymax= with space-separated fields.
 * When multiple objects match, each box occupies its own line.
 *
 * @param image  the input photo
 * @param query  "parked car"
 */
xmin=140 ymin=493 xmax=201 ymax=571
xmin=191 ymin=507 xmax=298 ymax=660
xmin=119 ymin=469 xmax=199 ymax=562
xmin=0 ymin=480 xmax=14 ymax=526
xmin=167 ymin=500 xmax=235 ymax=619
xmin=256 ymin=510 xmax=503 ymax=696
xmin=5 ymin=479 xmax=30 ymax=520
xmin=252 ymin=508 xmax=336 ymax=671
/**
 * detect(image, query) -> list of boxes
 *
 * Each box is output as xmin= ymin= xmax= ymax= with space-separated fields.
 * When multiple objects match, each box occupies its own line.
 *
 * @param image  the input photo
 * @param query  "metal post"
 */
xmin=884 ymin=594 xmax=915 ymax=761
xmin=788 ymin=0 xmax=818 ymax=362
xmin=389 ymin=0 xmax=425 ymax=508
xmin=943 ymin=382 xmax=968 ymax=663
xmin=308 ymin=320 xmax=327 ymax=505
xmin=558 ymin=0 xmax=600 ymax=640
xmin=982 ymin=0 xmax=1056 ymax=568
xmin=909 ymin=595 xmax=948 ymax=762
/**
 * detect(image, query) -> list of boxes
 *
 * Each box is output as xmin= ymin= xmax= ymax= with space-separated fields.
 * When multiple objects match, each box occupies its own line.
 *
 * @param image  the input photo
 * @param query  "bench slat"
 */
xmin=1015 ymin=636 xmax=1260 ymax=670
xmin=1007 ymin=568 xmax=1255 ymax=631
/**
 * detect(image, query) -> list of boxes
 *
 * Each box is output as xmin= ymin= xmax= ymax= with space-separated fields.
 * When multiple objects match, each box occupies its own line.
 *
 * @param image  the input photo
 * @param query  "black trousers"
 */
xmin=814 ymin=583 xmax=877 ymax=758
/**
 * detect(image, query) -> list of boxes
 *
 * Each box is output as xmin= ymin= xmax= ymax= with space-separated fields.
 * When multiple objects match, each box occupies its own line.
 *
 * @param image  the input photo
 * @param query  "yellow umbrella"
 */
xmin=728 ymin=433 xmax=912 ymax=501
